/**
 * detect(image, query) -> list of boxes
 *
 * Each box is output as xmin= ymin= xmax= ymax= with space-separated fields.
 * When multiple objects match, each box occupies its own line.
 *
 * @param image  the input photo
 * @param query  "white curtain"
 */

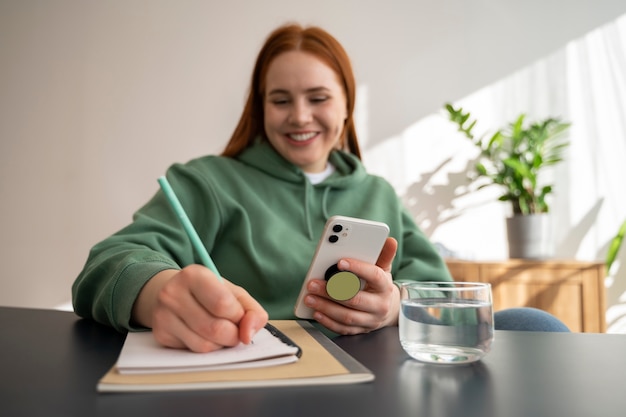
xmin=365 ymin=13 xmax=626 ymax=332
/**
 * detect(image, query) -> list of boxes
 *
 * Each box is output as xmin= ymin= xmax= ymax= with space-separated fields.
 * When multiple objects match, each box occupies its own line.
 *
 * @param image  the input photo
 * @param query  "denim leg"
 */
xmin=494 ymin=307 xmax=570 ymax=332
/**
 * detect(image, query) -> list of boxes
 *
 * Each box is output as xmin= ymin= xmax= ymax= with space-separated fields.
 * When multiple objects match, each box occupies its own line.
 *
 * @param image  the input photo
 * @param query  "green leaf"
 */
xmin=606 ymin=219 xmax=626 ymax=272
xmin=475 ymin=163 xmax=488 ymax=176
xmin=466 ymin=120 xmax=477 ymax=136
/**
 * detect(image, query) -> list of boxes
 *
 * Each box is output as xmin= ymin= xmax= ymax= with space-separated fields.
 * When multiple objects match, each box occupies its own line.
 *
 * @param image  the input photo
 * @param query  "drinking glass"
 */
xmin=399 ymin=281 xmax=494 ymax=364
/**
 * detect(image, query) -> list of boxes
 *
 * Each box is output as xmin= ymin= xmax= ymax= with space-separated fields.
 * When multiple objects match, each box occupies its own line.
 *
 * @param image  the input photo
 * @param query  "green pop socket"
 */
xmin=325 ymin=264 xmax=360 ymax=301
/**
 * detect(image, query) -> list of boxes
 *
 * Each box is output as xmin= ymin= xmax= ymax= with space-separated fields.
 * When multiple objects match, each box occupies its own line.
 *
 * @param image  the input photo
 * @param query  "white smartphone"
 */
xmin=294 ymin=215 xmax=390 ymax=319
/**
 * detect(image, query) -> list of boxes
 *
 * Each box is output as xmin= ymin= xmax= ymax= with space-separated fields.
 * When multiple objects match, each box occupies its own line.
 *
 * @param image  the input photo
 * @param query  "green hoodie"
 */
xmin=72 ymin=141 xmax=451 ymax=332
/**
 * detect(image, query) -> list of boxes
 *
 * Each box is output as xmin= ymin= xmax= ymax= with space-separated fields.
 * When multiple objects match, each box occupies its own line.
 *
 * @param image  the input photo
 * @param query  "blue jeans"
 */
xmin=494 ymin=307 xmax=570 ymax=332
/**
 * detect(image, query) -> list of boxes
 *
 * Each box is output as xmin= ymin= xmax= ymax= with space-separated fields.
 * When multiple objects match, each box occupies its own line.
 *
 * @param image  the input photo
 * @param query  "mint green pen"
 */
xmin=157 ymin=176 xmax=222 ymax=281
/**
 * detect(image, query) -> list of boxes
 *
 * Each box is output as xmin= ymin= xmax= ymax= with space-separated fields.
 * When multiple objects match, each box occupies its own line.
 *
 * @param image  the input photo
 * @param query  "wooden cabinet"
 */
xmin=445 ymin=259 xmax=607 ymax=333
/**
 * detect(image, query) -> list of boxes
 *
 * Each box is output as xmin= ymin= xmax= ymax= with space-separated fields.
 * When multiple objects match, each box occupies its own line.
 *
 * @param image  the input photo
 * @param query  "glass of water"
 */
xmin=399 ymin=281 xmax=494 ymax=364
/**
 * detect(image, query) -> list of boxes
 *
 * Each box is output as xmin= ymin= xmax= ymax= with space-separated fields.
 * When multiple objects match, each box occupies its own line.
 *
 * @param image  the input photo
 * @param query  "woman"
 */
xmin=72 ymin=24 xmax=567 ymax=353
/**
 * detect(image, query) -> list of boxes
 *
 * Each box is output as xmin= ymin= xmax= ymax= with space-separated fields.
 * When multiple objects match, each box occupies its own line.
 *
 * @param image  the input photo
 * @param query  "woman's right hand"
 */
xmin=132 ymin=265 xmax=268 ymax=353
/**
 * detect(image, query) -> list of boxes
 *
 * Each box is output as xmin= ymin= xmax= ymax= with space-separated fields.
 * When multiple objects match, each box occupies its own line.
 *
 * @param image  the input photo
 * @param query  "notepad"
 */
xmin=97 ymin=320 xmax=374 ymax=392
xmin=116 ymin=323 xmax=301 ymax=375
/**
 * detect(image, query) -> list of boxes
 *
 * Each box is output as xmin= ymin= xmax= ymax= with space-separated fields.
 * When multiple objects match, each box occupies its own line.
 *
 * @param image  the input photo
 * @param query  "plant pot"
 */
xmin=506 ymin=214 xmax=554 ymax=259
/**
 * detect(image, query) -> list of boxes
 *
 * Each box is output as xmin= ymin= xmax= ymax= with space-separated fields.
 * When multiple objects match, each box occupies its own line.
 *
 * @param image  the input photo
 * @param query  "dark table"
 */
xmin=2 ymin=306 xmax=626 ymax=417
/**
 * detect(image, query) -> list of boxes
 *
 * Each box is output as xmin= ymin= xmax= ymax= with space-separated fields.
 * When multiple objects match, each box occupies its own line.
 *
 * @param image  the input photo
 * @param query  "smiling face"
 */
xmin=263 ymin=51 xmax=348 ymax=173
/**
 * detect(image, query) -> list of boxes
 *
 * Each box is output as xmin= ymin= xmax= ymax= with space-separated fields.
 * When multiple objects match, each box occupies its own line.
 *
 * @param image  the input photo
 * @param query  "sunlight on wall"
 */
xmin=363 ymin=112 xmax=509 ymax=260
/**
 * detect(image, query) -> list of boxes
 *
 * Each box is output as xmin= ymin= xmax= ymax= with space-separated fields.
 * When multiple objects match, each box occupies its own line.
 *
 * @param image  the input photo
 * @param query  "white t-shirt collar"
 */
xmin=304 ymin=163 xmax=336 ymax=185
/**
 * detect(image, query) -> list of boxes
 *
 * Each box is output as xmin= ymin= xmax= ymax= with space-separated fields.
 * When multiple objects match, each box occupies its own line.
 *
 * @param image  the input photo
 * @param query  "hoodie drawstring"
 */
xmin=304 ymin=180 xmax=313 ymax=240
xmin=303 ymin=180 xmax=332 ymax=240
xmin=321 ymin=187 xmax=331 ymax=219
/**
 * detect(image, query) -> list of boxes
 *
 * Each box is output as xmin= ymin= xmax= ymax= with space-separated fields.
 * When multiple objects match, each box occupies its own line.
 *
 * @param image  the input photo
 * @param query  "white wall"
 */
xmin=2 ymin=0 xmax=626 ymax=310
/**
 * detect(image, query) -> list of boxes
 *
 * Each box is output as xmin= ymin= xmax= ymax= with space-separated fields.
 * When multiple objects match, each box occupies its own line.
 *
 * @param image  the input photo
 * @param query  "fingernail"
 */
xmin=338 ymin=259 xmax=350 ymax=269
xmin=248 ymin=327 xmax=258 ymax=344
xmin=304 ymin=295 xmax=316 ymax=307
xmin=308 ymin=281 xmax=321 ymax=292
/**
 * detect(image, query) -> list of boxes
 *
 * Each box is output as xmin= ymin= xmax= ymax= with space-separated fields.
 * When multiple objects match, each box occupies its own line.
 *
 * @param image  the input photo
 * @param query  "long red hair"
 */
xmin=221 ymin=23 xmax=361 ymax=159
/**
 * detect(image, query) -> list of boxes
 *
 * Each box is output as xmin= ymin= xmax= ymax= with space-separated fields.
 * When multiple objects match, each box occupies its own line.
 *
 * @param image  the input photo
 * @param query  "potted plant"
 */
xmin=444 ymin=103 xmax=571 ymax=259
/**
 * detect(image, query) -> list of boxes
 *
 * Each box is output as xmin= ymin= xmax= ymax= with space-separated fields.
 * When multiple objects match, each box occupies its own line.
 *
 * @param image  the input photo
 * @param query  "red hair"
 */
xmin=221 ymin=23 xmax=361 ymax=159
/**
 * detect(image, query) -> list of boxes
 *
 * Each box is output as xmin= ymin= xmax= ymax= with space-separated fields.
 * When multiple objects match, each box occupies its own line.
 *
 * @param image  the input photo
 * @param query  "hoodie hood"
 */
xmin=236 ymin=140 xmax=368 ymax=238
xmin=236 ymin=140 xmax=367 ymax=188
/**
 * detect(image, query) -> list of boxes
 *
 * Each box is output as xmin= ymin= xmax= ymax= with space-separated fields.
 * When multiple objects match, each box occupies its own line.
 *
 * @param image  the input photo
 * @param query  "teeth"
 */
xmin=289 ymin=132 xmax=316 ymax=141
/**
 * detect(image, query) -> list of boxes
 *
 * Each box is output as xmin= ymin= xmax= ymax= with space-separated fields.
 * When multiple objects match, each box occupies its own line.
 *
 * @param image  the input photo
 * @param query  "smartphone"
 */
xmin=294 ymin=215 xmax=390 ymax=319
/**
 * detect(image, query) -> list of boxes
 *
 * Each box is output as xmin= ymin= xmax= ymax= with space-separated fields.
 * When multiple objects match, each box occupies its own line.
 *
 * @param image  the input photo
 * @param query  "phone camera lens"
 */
xmin=328 ymin=235 xmax=339 ymax=243
xmin=332 ymin=224 xmax=343 ymax=233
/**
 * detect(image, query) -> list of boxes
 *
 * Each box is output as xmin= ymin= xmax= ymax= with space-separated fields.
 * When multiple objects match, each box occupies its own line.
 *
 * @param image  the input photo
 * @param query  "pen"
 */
xmin=157 ymin=176 xmax=222 ymax=281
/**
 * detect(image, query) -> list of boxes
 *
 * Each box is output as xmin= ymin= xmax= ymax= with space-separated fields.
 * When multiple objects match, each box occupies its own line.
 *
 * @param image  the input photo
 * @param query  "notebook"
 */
xmin=97 ymin=320 xmax=374 ymax=392
xmin=115 ymin=323 xmax=301 ymax=375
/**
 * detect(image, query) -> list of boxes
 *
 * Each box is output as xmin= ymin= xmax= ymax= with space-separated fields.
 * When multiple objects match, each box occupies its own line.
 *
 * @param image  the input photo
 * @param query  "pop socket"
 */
xmin=324 ymin=264 xmax=360 ymax=301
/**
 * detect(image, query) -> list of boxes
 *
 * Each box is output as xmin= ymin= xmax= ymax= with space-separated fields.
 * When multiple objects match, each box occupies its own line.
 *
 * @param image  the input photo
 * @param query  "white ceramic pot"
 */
xmin=506 ymin=213 xmax=554 ymax=259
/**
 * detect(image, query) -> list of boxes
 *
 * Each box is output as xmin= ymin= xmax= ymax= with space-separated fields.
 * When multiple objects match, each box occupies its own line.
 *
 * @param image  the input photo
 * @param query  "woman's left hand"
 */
xmin=303 ymin=237 xmax=400 ymax=335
